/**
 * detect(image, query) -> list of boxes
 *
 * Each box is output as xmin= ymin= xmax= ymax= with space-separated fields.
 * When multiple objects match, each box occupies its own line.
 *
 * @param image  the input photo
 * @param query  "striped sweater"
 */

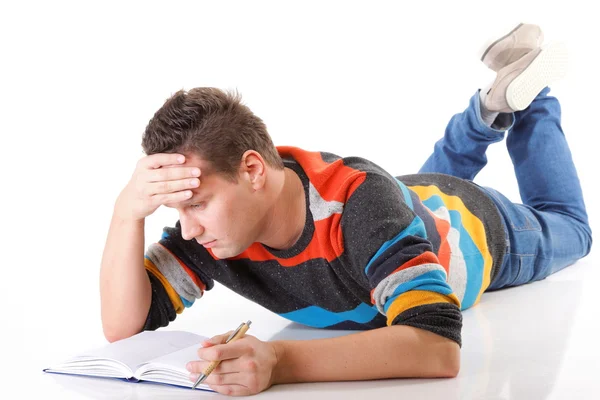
xmin=143 ymin=146 xmax=506 ymax=346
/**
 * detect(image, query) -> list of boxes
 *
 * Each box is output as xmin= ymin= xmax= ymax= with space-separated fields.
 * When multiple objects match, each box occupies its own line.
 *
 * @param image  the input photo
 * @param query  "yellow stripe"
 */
xmin=386 ymin=290 xmax=460 ymax=325
xmin=406 ymin=185 xmax=492 ymax=305
xmin=144 ymin=258 xmax=184 ymax=314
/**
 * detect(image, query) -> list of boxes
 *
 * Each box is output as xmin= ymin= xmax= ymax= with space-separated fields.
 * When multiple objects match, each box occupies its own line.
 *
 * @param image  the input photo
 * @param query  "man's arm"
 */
xmin=100 ymin=153 xmax=210 ymax=342
xmin=100 ymin=210 xmax=151 ymax=342
xmin=272 ymin=324 xmax=460 ymax=384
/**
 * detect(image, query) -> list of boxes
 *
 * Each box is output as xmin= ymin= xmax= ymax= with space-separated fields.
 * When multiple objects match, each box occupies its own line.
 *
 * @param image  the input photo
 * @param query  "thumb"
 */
xmin=202 ymin=331 xmax=234 ymax=347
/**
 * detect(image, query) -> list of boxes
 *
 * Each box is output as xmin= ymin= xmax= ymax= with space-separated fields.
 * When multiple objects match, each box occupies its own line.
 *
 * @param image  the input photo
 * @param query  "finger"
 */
xmin=207 ymin=384 xmax=252 ymax=397
xmin=197 ymin=340 xmax=247 ymax=362
xmin=140 ymin=153 xmax=185 ymax=169
xmin=202 ymin=331 xmax=234 ymax=347
xmin=189 ymin=371 xmax=243 ymax=386
xmin=147 ymin=177 xmax=199 ymax=195
xmin=187 ymin=358 xmax=242 ymax=375
xmin=204 ymin=372 xmax=245 ymax=387
xmin=147 ymin=166 xmax=201 ymax=183
xmin=151 ymin=190 xmax=193 ymax=206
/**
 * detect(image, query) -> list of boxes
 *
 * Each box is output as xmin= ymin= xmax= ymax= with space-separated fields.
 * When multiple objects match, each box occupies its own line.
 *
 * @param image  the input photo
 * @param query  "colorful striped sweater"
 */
xmin=143 ymin=146 xmax=506 ymax=346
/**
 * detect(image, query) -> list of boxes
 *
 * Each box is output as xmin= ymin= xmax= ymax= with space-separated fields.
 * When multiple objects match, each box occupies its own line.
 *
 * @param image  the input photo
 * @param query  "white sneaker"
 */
xmin=483 ymin=42 xmax=568 ymax=113
xmin=481 ymin=23 xmax=544 ymax=72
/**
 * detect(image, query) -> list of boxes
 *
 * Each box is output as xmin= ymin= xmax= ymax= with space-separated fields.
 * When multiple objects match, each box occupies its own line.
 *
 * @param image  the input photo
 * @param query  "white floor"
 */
xmin=25 ymin=250 xmax=598 ymax=399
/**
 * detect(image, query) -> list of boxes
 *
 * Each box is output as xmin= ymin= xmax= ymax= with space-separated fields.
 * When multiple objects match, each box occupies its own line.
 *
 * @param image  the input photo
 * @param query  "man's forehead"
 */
xmin=162 ymin=153 xmax=215 ymax=209
xmin=162 ymin=152 xmax=210 ymax=169
xmin=165 ymin=189 xmax=207 ymax=209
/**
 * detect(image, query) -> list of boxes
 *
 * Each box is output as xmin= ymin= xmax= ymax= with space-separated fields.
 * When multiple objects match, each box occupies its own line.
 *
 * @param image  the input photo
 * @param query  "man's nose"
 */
xmin=181 ymin=218 xmax=203 ymax=241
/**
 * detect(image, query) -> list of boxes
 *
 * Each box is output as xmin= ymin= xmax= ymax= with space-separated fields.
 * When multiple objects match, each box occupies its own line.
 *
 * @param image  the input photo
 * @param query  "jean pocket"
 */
xmin=486 ymin=188 xmax=542 ymax=232
xmin=507 ymin=204 xmax=542 ymax=232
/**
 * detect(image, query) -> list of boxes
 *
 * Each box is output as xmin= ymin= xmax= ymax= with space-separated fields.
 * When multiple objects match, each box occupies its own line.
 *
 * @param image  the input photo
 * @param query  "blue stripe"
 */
xmin=409 ymin=190 xmax=442 ymax=253
xmin=364 ymin=216 xmax=427 ymax=275
xmin=161 ymin=231 xmax=170 ymax=239
xmin=449 ymin=210 xmax=484 ymax=309
xmin=422 ymin=194 xmax=446 ymax=214
xmin=395 ymin=178 xmax=414 ymax=209
xmin=280 ymin=303 xmax=379 ymax=328
xmin=382 ymin=270 xmax=453 ymax=313
xmin=181 ymin=297 xmax=194 ymax=308
xmin=422 ymin=195 xmax=485 ymax=310
xmin=412 ymin=283 xmax=454 ymax=295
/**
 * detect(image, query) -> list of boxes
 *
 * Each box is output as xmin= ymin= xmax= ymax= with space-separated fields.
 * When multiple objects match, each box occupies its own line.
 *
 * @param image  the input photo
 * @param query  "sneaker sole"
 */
xmin=506 ymin=42 xmax=568 ymax=111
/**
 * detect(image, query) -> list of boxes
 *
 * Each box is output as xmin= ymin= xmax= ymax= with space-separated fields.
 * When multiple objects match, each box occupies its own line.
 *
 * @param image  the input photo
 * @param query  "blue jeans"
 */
xmin=419 ymin=87 xmax=592 ymax=290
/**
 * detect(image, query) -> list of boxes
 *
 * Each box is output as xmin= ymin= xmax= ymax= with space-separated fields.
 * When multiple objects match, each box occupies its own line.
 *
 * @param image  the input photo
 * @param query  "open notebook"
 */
xmin=43 ymin=330 xmax=213 ymax=392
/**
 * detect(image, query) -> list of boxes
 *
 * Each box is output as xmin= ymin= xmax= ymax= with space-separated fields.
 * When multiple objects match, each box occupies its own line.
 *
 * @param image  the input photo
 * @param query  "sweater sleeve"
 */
xmin=142 ymin=220 xmax=215 ymax=331
xmin=340 ymin=173 xmax=463 ymax=346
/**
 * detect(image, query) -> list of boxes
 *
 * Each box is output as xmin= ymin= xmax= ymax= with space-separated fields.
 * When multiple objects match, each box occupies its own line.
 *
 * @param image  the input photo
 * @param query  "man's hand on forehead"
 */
xmin=155 ymin=154 xmax=204 ymax=206
xmin=115 ymin=153 xmax=203 ymax=220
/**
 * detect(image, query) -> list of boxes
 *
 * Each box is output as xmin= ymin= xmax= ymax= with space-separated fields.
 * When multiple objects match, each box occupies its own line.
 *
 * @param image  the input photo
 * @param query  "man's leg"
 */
xmin=484 ymin=88 xmax=592 ymax=289
xmin=418 ymin=90 xmax=513 ymax=179
xmin=421 ymin=32 xmax=593 ymax=289
xmin=419 ymin=22 xmax=545 ymax=179
xmin=507 ymin=87 xmax=588 ymax=226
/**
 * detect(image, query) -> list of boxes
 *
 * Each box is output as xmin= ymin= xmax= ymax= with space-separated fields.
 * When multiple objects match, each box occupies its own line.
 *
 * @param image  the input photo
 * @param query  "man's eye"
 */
xmin=191 ymin=202 xmax=206 ymax=209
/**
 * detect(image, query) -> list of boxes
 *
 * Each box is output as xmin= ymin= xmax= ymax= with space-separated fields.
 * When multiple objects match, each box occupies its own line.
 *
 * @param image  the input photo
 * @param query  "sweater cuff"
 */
xmin=391 ymin=302 xmax=463 ymax=347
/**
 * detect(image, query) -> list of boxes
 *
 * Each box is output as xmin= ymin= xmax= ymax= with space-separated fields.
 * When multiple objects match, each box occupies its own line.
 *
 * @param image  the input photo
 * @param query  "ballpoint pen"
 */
xmin=192 ymin=320 xmax=252 ymax=389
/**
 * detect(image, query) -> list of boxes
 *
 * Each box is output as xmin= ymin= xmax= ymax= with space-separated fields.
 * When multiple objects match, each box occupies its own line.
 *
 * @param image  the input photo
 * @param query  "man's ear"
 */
xmin=239 ymin=150 xmax=266 ymax=191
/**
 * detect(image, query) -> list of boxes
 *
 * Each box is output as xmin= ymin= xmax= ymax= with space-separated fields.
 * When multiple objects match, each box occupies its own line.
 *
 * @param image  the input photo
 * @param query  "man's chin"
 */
xmin=211 ymin=244 xmax=251 ymax=259
xmin=210 ymin=246 xmax=238 ymax=259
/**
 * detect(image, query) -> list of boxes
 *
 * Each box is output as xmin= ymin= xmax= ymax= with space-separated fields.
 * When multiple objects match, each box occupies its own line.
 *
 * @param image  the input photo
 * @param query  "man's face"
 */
xmin=165 ymin=153 xmax=265 ymax=259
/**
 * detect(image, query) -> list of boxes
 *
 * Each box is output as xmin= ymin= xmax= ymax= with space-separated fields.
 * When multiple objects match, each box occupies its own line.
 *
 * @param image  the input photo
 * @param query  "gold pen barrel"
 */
xmin=203 ymin=360 xmax=221 ymax=377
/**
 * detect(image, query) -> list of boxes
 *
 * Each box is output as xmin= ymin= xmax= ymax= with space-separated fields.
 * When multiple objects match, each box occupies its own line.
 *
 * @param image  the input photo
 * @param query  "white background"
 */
xmin=1 ymin=1 xmax=598 ymax=398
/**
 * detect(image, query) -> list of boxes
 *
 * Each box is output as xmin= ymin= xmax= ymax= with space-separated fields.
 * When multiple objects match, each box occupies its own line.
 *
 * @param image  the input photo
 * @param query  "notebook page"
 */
xmin=74 ymin=330 xmax=204 ymax=372
xmin=134 ymin=340 xmax=209 ymax=389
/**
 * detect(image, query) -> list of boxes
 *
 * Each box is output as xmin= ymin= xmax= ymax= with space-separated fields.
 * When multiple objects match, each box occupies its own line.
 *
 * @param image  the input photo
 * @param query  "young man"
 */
xmin=100 ymin=23 xmax=592 ymax=396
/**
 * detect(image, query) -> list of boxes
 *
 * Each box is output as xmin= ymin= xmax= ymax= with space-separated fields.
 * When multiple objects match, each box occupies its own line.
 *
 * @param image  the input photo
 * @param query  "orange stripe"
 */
xmin=385 ymin=290 xmax=461 ymax=325
xmin=226 ymin=216 xmax=344 ymax=266
xmin=144 ymin=258 xmax=184 ymax=314
xmin=223 ymin=213 xmax=345 ymax=266
xmin=427 ymin=208 xmax=451 ymax=274
xmin=391 ymin=252 xmax=440 ymax=275
xmin=277 ymin=146 xmax=366 ymax=202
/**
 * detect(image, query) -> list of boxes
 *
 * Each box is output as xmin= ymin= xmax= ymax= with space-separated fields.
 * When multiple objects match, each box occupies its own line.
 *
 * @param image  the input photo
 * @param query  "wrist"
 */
xmin=270 ymin=340 xmax=289 ymax=385
xmin=114 ymin=193 xmax=145 ymax=223
xmin=112 ymin=203 xmax=145 ymax=224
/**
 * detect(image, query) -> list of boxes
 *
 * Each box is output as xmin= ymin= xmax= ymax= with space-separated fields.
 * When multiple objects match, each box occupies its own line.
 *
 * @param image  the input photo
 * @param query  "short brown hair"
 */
xmin=142 ymin=87 xmax=284 ymax=181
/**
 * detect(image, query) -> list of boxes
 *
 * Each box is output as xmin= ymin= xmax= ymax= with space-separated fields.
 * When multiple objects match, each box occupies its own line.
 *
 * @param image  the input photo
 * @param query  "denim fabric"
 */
xmin=419 ymin=87 xmax=592 ymax=290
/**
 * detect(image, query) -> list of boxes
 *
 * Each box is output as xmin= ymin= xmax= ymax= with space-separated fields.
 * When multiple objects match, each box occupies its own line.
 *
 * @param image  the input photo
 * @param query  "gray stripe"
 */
xmin=372 ymin=263 xmax=447 ymax=314
xmin=431 ymin=207 xmax=467 ymax=303
xmin=146 ymin=243 xmax=203 ymax=302
xmin=445 ymin=227 xmax=467 ymax=303
xmin=309 ymin=182 xmax=343 ymax=221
